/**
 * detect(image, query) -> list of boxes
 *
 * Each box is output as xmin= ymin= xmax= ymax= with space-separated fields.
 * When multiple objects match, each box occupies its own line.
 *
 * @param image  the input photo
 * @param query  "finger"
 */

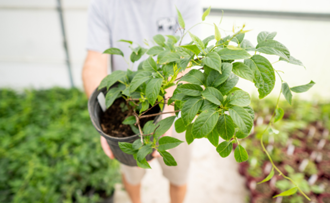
xmin=100 ymin=136 xmax=114 ymax=159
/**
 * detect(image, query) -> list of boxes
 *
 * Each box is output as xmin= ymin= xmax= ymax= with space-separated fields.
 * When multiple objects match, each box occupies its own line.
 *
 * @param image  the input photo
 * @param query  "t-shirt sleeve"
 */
xmin=176 ymin=0 xmax=202 ymax=45
xmin=86 ymin=0 xmax=110 ymax=53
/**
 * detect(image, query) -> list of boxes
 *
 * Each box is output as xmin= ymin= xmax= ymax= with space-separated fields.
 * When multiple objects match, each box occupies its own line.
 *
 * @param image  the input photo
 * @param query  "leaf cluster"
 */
xmin=99 ymin=8 xmax=314 ymax=167
xmin=0 ymin=88 xmax=120 ymax=203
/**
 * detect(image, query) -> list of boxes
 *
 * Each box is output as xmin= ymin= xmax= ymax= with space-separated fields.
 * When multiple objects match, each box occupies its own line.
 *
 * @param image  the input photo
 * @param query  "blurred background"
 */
xmin=1 ymin=0 xmax=330 ymax=203
xmin=1 ymin=0 xmax=330 ymax=99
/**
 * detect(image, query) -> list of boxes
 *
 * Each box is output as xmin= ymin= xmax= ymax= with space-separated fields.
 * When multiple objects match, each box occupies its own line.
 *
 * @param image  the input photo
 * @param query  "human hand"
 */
xmin=100 ymin=136 xmax=114 ymax=159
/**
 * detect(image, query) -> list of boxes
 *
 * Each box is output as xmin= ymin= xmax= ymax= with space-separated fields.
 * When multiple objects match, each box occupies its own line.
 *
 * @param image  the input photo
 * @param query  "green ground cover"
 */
xmin=0 ymin=88 xmax=120 ymax=203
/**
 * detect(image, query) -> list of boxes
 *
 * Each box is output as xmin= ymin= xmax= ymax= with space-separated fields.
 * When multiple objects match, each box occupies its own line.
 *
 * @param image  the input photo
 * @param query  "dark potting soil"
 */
xmin=100 ymin=98 xmax=160 ymax=137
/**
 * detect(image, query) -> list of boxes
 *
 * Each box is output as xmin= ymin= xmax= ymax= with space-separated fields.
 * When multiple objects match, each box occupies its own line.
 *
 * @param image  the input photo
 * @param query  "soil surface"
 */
xmin=100 ymin=98 xmax=160 ymax=137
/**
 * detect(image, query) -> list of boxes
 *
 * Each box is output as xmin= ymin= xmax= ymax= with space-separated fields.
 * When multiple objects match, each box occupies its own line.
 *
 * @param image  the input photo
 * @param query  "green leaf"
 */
xmin=279 ymin=56 xmax=304 ymax=67
xmin=143 ymin=57 xmax=157 ymax=71
xmin=103 ymin=47 xmax=124 ymax=57
xmin=123 ymin=116 xmax=136 ymax=125
xmin=200 ymin=100 xmax=218 ymax=112
xmin=185 ymin=124 xmax=194 ymax=144
xmin=236 ymin=130 xmax=249 ymax=139
xmin=189 ymin=32 xmax=204 ymax=51
xmin=217 ymin=114 xmax=235 ymax=140
xmin=244 ymin=55 xmax=275 ymax=99
xmin=192 ymin=110 xmax=219 ymax=139
xmin=282 ymin=82 xmax=292 ymax=105
xmin=118 ymin=39 xmax=133 ymax=45
xmin=99 ymin=70 xmax=127 ymax=90
xmin=207 ymin=129 xmax=219 ymax=147
xmin=174 ymin=118 xmax=187 ymax=133
xmin=217 ymin=48 xmax=251 ymax=60
xmin=158 ymin=136 xmax=184 ymax=151
xmin=143 ymin=121 xmax=156 ymax=135
xmin=176 ymin=7 xmax=185 ymax=29
xmin=153 ymin=34 xmax=166 ymax=47
xmin=130 ymin=47 xmax=147 ymax=62
xmin=232 ymin=33 xmax=245 ymax=44
xmin=206 ymin=63 xmax=232 ymax=87
xmin=214 ymin=23 xmax=221 ymax=41
xmin=118 ymin=142 xmax=137 ymax=155
xmin=203 ymin=35 xmax=215 ymax=47
xmin=158 ymin=150 xmax=177 ymax=166
xmin=130 ymin=124 xmax=140 ymax=135
xmin=182 ymin=97 xmax=204 ymax=125
xmin=256 ymin=40 xmax=290 ymax=60
xmin=132 ymin=139 xmax=143 ymax=150
xmin=180 ymin=45 xmax=200 ymax=56
xmin=146 ymin=78 xmax=163 ymax=105
xmin=234 ymin=145 xmax=249 ymax=162
xmin=232 ymin=62 xmax=254 ymax=82
xmin=147 ymin=46 xmax=164 ymax=56
xmin=177 ymin=84 xmax=203 ymax=97
xmin=133 ymin=154 xmax=151 ymax=169
xmin=178 ymin=57 xmax=191 ymax=71
xmin=105 ymin=87 xmax=121 ymax=108
xmin=274 ymin=108 xmax=284 ymax=123
xmin=273 ymin=187 xmax=298 ymax=198
xmin=218 ymin=73 xmax=239 ymax=95
xmin=166 ymin=35 xmax=180 ymax=44
xmin=154 ymin=116 xmax=176 ymax=138
xmin=129 ymin=71 xmax=152 ymax=92
xmin=258 ymin=168 xmax=274 ymax=184
xmin=140 ymin=101 xmax=149 ymax=114
xmin=158 ymin=52 xmax=180 ymax=64
xmin=202 ymin=6 xmax=211 ymax=21
xmin=229 ymin=106 xmax=253 ymax=134
xmin=257 ymin=31 xmax=277 ymax=43
xmin=131 ymin=46 xmax=141 ymax=55
xmin=216 ymin=141 xmax=233 ymax=158
xmin=179 ymin=69 xmax=205 ymax=85
xmin=202 ymin=87 xmax=223 ymax=106
xmin=202 ymin=52 xmax=222 ymax=73
xmin=137 ymin=144 xmax=153 ymax=162
xmin=290 ymin=80 xmax=315 ymax=93
xmin=243 ymin=106 xmax=255 ymax=121
xmin=241 ymin=39 xmax=255 ymax=51
xmin=227 ymin=90 xmax=251 ymax=107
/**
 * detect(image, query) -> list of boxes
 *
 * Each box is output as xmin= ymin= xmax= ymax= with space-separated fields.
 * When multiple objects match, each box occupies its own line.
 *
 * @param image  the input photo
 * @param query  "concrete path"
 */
xmin=114 ymin=139 xmax=248 ymax=203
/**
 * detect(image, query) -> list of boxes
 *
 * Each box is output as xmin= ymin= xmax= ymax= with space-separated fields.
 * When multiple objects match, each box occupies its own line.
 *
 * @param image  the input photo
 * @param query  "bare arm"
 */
xmin=82 ymin=50 xmax=108 ymax=98
xmin=82 ymin=50 xmax=114 ymax=158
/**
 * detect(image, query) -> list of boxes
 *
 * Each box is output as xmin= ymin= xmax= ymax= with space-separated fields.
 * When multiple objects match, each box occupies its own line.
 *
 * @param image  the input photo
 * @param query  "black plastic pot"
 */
xmin=100 ymin=189 xmax=114 ymax=203
xmin=88 ymin=86 xmax=161 ymax=166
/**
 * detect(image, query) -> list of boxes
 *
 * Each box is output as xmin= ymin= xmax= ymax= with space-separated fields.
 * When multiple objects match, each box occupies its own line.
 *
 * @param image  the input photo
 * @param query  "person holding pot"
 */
xmin=82 ymin=0 xmax=201 ymax=203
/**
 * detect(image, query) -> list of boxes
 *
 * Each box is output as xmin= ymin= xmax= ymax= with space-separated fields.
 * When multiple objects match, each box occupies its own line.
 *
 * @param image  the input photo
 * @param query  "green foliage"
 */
xmin=258 ymin=168 xmax=274 ymax=184
xmin=0 ymin=88 xmax=120 ymax=203
xmin=202 ymin=6 xmax=211 ymax=21
xmin=158 ymin=136 xmax=184 ymax=151
xmin=216 ymin=141 xmax=233 ymax=157
xmin=98 ymin=7 xmax=314 ymax=172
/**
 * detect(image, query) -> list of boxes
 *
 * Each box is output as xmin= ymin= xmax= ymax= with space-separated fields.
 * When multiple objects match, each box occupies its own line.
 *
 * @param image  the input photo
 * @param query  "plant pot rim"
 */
xmin=88 ymin=86 xmax=162 ymax=141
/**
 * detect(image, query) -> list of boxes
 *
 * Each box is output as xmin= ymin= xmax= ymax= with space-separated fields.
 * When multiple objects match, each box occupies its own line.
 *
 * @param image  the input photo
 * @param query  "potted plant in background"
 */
xmin=88 ymin=7 xmax=316 ymax=200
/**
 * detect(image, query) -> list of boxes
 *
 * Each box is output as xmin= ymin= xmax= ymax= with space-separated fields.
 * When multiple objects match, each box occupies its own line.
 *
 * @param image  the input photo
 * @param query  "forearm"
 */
xmin=82 ymin=51 xmax=108 ymax=98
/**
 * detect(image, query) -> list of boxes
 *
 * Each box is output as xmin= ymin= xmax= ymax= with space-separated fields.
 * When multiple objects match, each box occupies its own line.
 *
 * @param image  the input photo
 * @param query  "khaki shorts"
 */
xmin=120 ymin=127 xmax=192 ymax=186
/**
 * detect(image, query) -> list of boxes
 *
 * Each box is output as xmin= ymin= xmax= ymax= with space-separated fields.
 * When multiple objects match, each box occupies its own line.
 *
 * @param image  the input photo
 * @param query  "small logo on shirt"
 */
xmin=157 ymin=17 xmax=176 ymax=32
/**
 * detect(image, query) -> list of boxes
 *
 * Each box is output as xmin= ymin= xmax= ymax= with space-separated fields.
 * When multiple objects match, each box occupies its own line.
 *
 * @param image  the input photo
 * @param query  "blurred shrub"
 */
xmin=0 ymin=88 xmax=120 ymax=203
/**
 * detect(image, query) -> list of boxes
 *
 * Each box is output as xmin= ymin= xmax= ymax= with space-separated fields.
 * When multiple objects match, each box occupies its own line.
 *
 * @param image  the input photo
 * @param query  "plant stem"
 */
xmin=259 ymin=90 xmax=310 ymax=201
xmin=133 ymin=112 xmax=144 ymax=143
xmin=139 ymin=110 xmax=180 ymax=119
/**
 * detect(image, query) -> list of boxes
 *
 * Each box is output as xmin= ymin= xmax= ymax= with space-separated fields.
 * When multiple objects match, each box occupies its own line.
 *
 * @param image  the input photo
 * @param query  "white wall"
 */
xmin=0 ymin=0 xmax=329 ymax=100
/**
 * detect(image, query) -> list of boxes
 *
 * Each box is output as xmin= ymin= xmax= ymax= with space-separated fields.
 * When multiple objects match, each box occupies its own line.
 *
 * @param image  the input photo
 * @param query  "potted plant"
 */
xmin=88 ymin=7 xmax=315 ymax=199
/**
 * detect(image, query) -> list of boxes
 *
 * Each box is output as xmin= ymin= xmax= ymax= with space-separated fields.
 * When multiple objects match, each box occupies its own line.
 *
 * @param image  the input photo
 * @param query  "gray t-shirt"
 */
xmin=86 ymin=0 xmax=201 ymax=71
